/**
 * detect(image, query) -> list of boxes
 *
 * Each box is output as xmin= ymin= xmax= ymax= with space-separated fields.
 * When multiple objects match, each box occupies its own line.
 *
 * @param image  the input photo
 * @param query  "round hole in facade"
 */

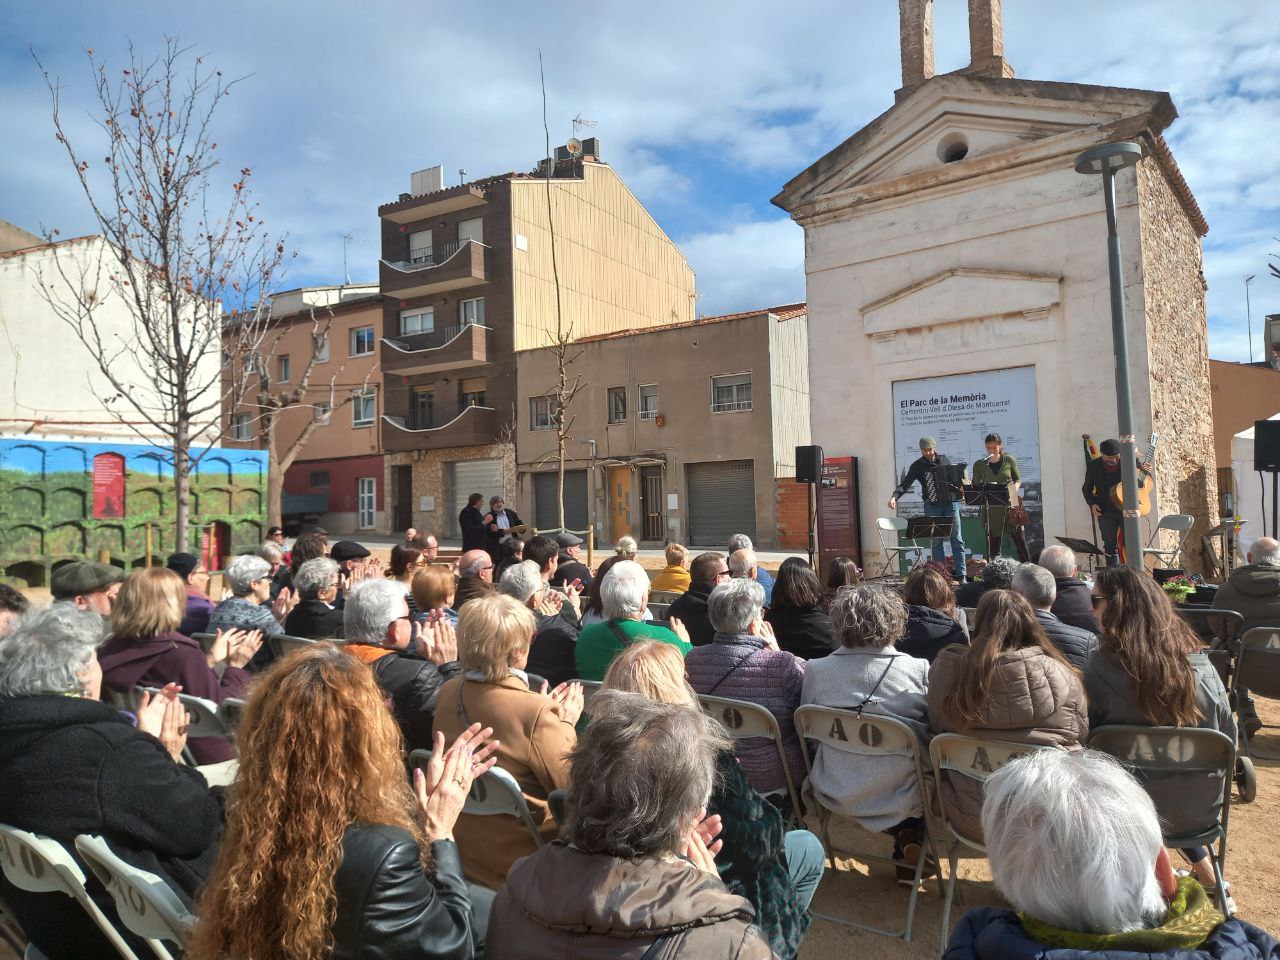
xmin=938 ymin=133 xmax=969 ymax=164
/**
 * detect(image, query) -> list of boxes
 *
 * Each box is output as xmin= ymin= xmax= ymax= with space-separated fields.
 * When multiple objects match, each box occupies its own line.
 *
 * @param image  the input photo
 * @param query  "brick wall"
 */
xmin=775 ymin=478 xmax=810 ymax=550
xmin=383 ymin=441 xmax=516 ymax=539
xmin=1137 ymin=156 xmax=1219 ymax=574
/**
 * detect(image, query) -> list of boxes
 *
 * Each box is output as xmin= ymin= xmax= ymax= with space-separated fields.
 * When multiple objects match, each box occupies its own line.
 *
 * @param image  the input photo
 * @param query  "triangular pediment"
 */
xmin=861 ymin=267 xmax=1062 ymax=336
xmin=774 ymin=74 xmax=1173 ymax=213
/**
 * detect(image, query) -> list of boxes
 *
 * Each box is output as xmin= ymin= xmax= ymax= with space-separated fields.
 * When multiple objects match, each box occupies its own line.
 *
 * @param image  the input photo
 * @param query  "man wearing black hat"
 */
xmin=1082 ymin=439 xmax=1142 ymax=567
xmin=549 ymin=531 xmax=593 ymax=591
xmin=329 ymin=540 xmax=379 ymax=606
xmin=50 ymin=561 xmax=124 ymax=617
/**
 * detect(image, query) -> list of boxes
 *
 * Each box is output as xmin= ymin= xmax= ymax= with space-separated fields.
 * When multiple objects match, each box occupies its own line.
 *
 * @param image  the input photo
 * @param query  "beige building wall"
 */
xmin=509 ymin=162 xmax=696 ymax=351
xmin=768 ymin=314 xmax=813 ymax=478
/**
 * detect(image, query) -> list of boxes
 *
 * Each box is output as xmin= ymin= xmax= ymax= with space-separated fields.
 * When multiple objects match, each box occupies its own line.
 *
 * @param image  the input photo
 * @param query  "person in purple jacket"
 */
xmin=166 ymin=552 xmax=215 ymax=637
xmin=684 ymin=577 xmax=806 ymax=797
xmin=98 ymin=567 xmax=262 ymax=764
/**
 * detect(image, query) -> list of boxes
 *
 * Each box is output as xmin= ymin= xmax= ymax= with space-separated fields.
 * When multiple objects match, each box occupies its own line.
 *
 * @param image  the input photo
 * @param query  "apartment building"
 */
xmin=221 ymin=284 xmax=386 ymax=534
xmin=377 ymin=140 xmax=696 ymax=538
xmin=515 ymin=304 xmax=811 ymax=548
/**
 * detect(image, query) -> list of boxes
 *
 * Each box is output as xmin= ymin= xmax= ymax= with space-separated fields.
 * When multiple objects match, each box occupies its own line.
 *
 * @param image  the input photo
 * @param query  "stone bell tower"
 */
xmin=897 ymin=0 xmax=1016 ymax=101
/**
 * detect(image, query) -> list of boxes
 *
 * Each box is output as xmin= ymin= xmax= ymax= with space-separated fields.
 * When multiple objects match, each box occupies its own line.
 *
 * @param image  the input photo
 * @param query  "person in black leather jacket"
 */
xmin=342 ymin=578 xmax=461 ymax=750
xmin=188 ymin=644 xmax=496 ymax=960
xmin=669 ymin=552 xmax=730 ymax=647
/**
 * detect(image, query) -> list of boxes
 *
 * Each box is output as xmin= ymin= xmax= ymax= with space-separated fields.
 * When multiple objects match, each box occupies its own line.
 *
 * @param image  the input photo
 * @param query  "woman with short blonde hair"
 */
xmin=98 ymin=568 xmax=262 ymax=764
xmin=651 ymin=543 xmax=693 ymax=594
xmin=412 ymin=565 xmax=458 ymax=624
xmin=433 ymin=594 xmax=583 ymax=887
xmin=603 ymin=641 xmax=824 ymax=959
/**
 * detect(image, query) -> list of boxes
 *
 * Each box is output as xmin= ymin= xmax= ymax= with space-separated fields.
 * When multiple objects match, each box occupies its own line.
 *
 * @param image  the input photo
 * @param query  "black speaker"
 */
xmin=1256 ymin=421 xmax=1280 ymax=471
xmin=796 ymin=445 xmax=824 ymax=483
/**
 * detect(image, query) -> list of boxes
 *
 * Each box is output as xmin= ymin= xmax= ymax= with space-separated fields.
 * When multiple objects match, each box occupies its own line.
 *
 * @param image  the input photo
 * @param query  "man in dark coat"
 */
xmin=1081 ymin=438 xmax=1145 ymax=567
xmin=550 ymin=531 xmax=594 ymax=590
xmin=482 ymin=496 xmax=524 ymax=561
xmin=1011 ymin=562 xmax=1098 ymax=669
xmin=1038 ymin=544 xmax=1101 ymax=632
xmin=669 ymin=552 xmax=730 ymax=647
xmin=459 ymin=492 xmax=488 ymax=552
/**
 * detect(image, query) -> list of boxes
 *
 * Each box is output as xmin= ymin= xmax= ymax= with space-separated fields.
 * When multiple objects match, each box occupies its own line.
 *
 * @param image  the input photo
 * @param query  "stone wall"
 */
xmin=1136 ymin=155 xmax=1218 ymax=574
xmin=383 ymin=442 xmax=516 ymax=540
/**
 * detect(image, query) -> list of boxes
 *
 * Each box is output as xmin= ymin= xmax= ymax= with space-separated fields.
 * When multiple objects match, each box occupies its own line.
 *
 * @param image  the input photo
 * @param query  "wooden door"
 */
xmin=609 ymin=466 xmax=632 ymax=541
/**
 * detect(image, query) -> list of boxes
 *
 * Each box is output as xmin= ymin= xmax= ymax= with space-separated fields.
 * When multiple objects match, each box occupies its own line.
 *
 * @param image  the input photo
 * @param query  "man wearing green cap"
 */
xmin=49 ymin=560 xmax=125 ymax=617
xmin=888 ymin=436 xmax=968 ymax=580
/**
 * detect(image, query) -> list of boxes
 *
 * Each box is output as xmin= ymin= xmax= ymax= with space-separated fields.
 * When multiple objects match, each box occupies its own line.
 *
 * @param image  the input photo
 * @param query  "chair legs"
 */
xmin=937 ymin=841 xmax=961 ymax=958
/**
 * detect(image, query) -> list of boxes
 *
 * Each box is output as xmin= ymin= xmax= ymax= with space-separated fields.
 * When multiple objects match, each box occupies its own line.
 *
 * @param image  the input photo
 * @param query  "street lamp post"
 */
xmin=1075 ymin=141 xmax=1146 ymax=570
xmin=1246 ymin=274 xmax=1257 ymax=364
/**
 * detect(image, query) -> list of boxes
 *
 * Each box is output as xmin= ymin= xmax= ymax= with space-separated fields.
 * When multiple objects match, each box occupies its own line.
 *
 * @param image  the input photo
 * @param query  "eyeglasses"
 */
xmin=715 ymin=568 xmax=731 ymax=577
xmin=1090 ymin=595 xmax=1104 ymax=606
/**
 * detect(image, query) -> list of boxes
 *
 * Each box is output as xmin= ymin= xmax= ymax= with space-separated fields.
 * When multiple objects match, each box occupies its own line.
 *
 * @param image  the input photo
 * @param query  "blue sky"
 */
xmin=2 ymin=0 xmax=1276 ymax=360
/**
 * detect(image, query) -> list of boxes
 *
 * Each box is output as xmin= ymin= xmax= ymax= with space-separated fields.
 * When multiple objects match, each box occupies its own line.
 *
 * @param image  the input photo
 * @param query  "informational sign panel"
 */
xmin=891 ymin=367 xmax=1043 ymax=556
xmin=91 ymin=452 xmax=126 ymax=519
xmin=817 ymin=456 xmax=862 ymax=578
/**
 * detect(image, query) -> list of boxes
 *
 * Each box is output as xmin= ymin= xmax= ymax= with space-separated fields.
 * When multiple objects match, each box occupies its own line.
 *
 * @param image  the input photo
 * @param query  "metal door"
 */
xmin=357 ymin=477 xmax=377 ymax=530
xmin=393 ymin=465 xmax=414 ymax=532
xmin=686 ymin=461 xmax=756 ymax=547
xmin=640 ymin=467 xmax=665 ymax=541
xmin=533 ymin=470 xmax=588 ymax=532
xmin=446 ymin=459 xmax=504 ymax=538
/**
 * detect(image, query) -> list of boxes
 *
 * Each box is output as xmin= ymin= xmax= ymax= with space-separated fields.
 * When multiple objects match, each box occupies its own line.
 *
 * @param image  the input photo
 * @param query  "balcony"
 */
xmin=381 ymin=240 xmax=487 ymax=299
xmin=379 ymin=184 xmax=488 ymax=224
xmin=382 ymin=404 xmax=500 ymax=452
xmin=382 ymin=322 xmax=488 ymax=376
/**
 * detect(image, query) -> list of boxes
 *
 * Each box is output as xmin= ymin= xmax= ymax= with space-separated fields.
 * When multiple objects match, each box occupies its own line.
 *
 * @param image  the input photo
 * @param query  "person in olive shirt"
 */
xmin=971 ymin=432 xmax=1030 ymax=561
xmin=574 ymin=560 xmax=691 ymax=680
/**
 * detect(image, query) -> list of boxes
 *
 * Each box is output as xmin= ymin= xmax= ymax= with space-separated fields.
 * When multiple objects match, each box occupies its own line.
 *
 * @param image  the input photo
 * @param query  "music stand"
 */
xmin=963 ymin=483 xmax=1011 ymax=507
xmin=905 ymin=517 xmax=954 ymax=541
xmin=1056 ymin=536 xmax=1108 ymax=573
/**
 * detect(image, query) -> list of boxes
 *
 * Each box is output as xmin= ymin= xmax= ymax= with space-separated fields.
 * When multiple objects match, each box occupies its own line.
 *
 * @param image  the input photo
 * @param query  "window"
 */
xmin=408 ymin=229 xmax=433 ymax=264
xmin=530 ymin=396 xmax=554 ymax=431
xmin=710 ymin=373 xmax=752 ymax=413
xmin=231 ymin=413 xmax=252 ymax=441
xmin=352 ymin=390 xmax=376 ymax=426
xmin=316 ymin=400 xmax=332 ymax=425
xmin=401 ymin=308 xmax=434 ymax=336
xmin=315 ymin=334 xmax=330 ymax=363
xmin=458 ymin=217 xmax=484 ymax=245
xmin=350 ymin=325 xmax=376 ymax=357
xmin=277 ymin=354 xmax=291 ymax=383
xmin=460 ymin=377 xmax=486 ymax=409
xmin=459 ymin=298 xmax=485 ymax=327
xmin=638 ymin=384 xmax=659 ymax=420
xmin=309 ymin=470 xmax=330 ymax=488
xmin=413 ymin=389 xmax=434 ymax=429
xmin=607 ymin=386 xmax=627 ymax=424
xmin=245 ymin=352 xmax=264 ymax=375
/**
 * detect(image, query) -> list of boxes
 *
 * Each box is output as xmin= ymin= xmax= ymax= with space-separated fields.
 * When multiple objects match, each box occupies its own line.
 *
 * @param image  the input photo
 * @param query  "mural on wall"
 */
xmin=0 ymin=439 xmax=268 ymax=587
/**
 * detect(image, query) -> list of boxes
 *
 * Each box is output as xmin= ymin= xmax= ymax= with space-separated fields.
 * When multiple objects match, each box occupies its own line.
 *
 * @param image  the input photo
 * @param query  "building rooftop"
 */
xmin=573 ymin=302 xmax=806 ymax=346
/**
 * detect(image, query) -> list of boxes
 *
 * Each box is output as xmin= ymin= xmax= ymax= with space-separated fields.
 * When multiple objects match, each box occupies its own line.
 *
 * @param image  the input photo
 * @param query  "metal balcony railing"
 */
xmin=385 ymin=321 xmax=482 ymax=352
xmin=388 ymin=238 xmax=483 ymax=271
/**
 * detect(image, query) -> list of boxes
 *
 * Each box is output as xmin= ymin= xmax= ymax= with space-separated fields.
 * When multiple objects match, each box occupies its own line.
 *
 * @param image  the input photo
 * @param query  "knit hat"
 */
xmin=1100 ymin=439 xmax=1121 ymax=456
xmin=919 ymin=436 xmax=937 ymax=450
xmin=50 ymin=561 xmax=124 ymax=600
xmin=165 ymin=552 xmax=200 ymax=579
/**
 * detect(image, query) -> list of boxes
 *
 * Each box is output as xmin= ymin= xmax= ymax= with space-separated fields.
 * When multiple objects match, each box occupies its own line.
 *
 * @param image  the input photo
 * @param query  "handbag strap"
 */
xmin=706 ymin=647 xmax=760 ymax=695
xmin=639 ymin=934 xmax=670 ymax=960
xmin=606 ymin=618 xmax=633 ymax=647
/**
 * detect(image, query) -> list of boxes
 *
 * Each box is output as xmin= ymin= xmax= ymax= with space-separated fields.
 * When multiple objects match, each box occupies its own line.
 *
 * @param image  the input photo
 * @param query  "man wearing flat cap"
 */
xmin=889 ymin=436 xmax=969 ymax=581
xmin=550 ymin=531 xmax=594 ymax=591
xmin=50 ymin=561 xmax=124 ymax=617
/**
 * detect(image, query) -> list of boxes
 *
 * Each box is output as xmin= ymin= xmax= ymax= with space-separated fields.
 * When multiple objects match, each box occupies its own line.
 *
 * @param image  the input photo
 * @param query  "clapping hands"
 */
xmin=413 ymin=723 xmax=500 ymax=843
xmin=682 ymin=809 xmax=724 ymax=876
xmin=413 ymin=614 xmax=458 ymax=665
xmin=135 ymin=683 xmax=189 ymax=762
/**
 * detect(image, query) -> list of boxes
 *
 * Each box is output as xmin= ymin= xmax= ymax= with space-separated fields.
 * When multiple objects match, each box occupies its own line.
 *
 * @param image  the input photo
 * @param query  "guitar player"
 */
xmin=1081 ymin=438 xmax=1148 ymax=567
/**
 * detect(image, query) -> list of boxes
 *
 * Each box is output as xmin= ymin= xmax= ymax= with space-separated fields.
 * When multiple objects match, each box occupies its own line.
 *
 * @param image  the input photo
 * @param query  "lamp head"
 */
xmin=1074 ymin=141 xmax=1144 ymax=175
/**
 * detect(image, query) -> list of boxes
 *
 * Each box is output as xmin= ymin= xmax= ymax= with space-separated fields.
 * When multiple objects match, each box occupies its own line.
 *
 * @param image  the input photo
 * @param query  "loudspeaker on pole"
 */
xmin=795 ymin=445 xmax=824 ymax=484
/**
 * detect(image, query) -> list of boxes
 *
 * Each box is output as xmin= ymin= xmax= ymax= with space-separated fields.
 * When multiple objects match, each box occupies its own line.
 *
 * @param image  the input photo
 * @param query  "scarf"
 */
xmin=1018 ymin=876 xmax=1224 ymax=952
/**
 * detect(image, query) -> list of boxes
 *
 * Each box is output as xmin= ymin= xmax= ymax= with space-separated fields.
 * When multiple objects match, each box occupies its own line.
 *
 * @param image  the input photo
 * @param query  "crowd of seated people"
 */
xmin=3 ymin=533 xmax=1280 ymax=960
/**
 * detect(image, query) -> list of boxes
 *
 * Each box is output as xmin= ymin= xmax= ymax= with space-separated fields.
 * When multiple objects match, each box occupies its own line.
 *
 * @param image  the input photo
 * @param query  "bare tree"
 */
xmin=538 ymin=52 xmax=585 ymax=531
xmin=223 ymin=304 xmax=375 ymax=529
xmin=33 ymin=39 xmax=285 ymax=551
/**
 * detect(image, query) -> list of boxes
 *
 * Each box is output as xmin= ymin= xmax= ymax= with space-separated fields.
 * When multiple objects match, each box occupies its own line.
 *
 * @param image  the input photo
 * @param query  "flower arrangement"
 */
xmin=1161 ymin=574 xmax=1201 ymax=603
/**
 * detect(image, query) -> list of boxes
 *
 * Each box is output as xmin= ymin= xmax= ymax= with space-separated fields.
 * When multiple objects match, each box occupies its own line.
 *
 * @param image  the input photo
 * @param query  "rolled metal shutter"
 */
xmin=533 ymin=470 xmax=588 ymax=532
xmin=686 ymin=460 xmax=756 ymax=546
xmin=446 ymin=458 xmax=504 ymax=538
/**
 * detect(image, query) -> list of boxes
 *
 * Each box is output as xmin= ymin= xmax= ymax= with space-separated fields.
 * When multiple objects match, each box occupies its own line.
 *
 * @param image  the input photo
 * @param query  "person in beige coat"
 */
xmin=927 ymin=589 xmax=1088 ymax=843
xmin=433 ymin=593 xmax=584 ymax=889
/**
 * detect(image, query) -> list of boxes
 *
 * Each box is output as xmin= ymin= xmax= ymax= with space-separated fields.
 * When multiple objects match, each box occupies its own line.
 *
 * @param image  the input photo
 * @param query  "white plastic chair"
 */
xmin=0 ymin=824 xmax=142 ymax=960
xmin=1143 ymin=514 xmax=1195 ymax=569
xmin=876 ymin=517 xmax=924 ymax=578
xmin=407 ymin=756 xmax=546 ymax=850
xmin=697 ymin=693 xmax=805 ymax=828
xmin=75 ymin=835 xmax=195 ymax=959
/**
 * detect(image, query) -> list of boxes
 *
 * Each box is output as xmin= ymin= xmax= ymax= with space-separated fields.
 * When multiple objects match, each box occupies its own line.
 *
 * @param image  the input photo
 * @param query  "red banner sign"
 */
xmin=92 ymin=452 xmax=126 ymax=519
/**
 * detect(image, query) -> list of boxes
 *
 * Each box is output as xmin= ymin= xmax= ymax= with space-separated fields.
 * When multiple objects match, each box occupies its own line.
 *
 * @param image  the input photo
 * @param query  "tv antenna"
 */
xmin=568 ymin=114 xmax=597 ymax=155
xmin=342 ymin=232 xmax=361 ymax=285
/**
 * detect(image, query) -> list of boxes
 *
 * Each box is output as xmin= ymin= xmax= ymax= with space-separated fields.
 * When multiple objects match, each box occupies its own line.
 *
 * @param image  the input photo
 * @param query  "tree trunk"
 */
xmin=267 ymin=425 xmax=284 ymax=531
xmin=557 ymin=431 xmax=566 ymax=530
xmin=173 ymin=423 xmax=190 ymax=553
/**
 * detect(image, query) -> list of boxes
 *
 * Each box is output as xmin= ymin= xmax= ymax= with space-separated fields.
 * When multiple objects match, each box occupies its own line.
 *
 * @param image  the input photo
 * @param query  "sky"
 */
xmin=1 ymin=0 xmax=1276 ymax=361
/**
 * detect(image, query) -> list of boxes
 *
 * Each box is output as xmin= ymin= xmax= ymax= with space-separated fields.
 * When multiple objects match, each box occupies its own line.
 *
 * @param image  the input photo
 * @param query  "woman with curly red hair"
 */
xmin=187 ymin=645 xmax=496 ymax=960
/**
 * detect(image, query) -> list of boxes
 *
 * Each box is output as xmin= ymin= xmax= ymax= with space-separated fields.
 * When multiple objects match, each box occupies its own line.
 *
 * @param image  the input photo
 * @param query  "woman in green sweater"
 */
xmin=971 ymin=432 xmax=1030 ymax=561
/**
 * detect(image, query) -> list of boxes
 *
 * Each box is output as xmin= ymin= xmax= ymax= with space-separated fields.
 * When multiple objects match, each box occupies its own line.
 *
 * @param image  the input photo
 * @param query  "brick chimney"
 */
xmin=896 ymin=0 xmax=935 ymax=101
xmin=964 ymin=0 xmax=1015 ymax=80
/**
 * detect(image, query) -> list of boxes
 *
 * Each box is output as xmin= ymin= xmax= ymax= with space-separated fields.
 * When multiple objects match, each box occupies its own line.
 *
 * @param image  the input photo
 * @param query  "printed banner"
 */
xmin=891 ymin=366 xmax=1043 ymax=557
xmin=91 ymin=452 xmax=126 ymax=519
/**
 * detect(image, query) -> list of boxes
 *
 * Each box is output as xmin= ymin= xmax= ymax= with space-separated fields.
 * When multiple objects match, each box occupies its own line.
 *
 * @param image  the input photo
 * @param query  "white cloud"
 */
xmin=677 ymin=218 xmax=805 ymax=316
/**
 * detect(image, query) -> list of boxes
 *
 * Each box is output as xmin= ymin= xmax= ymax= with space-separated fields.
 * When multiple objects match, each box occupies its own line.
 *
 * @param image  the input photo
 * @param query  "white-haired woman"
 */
xmin=486 ymin=690 xmax=774 ymax=959
xmin=574 ymin=560 xmax=692 ymax=680
xmin=284 ymin=557 xmax=344 ymax=639
xmin=0 ymin=604 xmax=221 ymax=960
xmin=615 ymin=535 xmax=638 ymax=561
xmin=433 ymin=593 xmax=583 ymax=888
xmin=947 ymin=749 xmax=1279 ymax=958
xmin=208 ymin=554 xmax=297 ymax=667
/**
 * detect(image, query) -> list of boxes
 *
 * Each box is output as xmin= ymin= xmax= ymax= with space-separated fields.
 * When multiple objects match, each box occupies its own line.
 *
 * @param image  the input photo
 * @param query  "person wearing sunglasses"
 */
xmin=669 ymin=552 xmax=731 ymax=648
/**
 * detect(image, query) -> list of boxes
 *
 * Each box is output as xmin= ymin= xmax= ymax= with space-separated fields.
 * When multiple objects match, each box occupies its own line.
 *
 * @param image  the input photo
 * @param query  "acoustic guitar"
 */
xmin=1108 ymin=433 xmax=1158 ymax=516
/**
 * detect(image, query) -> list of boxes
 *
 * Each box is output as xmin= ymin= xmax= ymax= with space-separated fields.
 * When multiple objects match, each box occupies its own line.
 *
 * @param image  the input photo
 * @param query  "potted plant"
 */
xmin=1161 ymin=574 xmax=1198 ymax=605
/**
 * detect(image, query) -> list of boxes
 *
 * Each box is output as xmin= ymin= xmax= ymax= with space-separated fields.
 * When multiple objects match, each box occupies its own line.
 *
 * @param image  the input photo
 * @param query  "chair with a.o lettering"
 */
xmin=793 ymin=705 xmax=940 ymax=941
xmin=74 ymin=835 xmax=194 ymax=960
xmin=648 ymin=590 xmax=683 ymax=607
xmin=0 ymin=823 xmax=143 ymax=960
xmin=696 ymin=693 xmax=804 ymax=829
xmin=928 ymin=734 xmax=1048 ymax=952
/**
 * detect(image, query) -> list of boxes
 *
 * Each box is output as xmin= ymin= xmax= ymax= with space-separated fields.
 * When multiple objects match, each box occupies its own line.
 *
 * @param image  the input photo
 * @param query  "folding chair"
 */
xmin=1143 ymin=514 xmax=1195 ymax=569
xmin=74 ymin=835 xmax=194 ymax=960
xmin=648 ymin=590 xmax=683 ymax=606
xmin=1176 ymin=608 xmax=1244 ymax=687
xmin=1229 ymin=628 xmax=1280 ymax=795
xmin=406 ymin=756 xmax=546 ymax=850
xmin=190 ymin=633 xmax=217 ymax=656
xmin=574 ymin=678 xmax=604 ymax=709
xmin=697 ymin=693 xmax=804 ymax=828
xmin=793 ymin=705 xmax=940 ymax=941
xmin=876 ymin=518 xmax=924 ymax=579
xmin=645 ymin=602 xmax=671 ymax=622
xmin=928 ymin=735 xmax=1047 ymax=951
xmin=1088 ymin=725 xmax=1236 ymax=914
xmin=268 ymin=633 xmax=324 ymax=659
xmin=136 ymin=689 xmax=227 ymax=740
xmin=0 ymin=824 xmax=142 ymax=960
xmin=217 ymin=697 xmax=248 ymax=734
